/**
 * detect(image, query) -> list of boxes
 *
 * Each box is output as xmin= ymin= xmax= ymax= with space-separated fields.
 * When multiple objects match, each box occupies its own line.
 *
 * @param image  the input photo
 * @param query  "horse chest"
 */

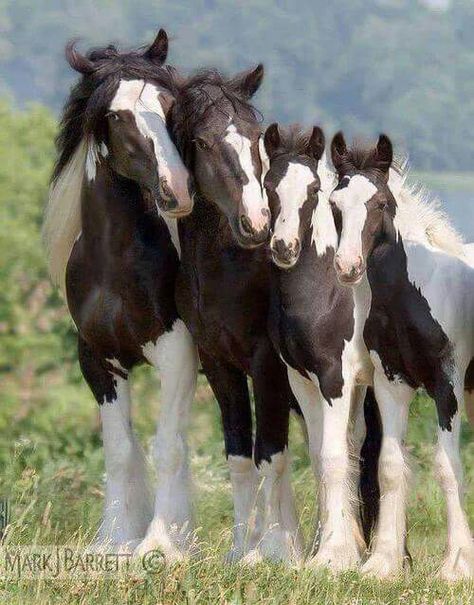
xmin=271 ymin=260 xmax=356 ymax=401
xmin=177 ymin=238 xmax=269 ymax=370
xmin=66 ymin=226 xmax=179 ymax=366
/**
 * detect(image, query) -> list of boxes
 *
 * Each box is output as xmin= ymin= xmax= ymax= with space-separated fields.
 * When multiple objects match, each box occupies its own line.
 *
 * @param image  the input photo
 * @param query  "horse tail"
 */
xmin=359 ymin=386 xmax=381 ymax=547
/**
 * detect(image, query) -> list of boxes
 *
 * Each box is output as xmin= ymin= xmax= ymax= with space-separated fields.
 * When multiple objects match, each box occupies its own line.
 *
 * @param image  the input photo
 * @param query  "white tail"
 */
xmin=43 ymin=139 xmax=88 ymax=295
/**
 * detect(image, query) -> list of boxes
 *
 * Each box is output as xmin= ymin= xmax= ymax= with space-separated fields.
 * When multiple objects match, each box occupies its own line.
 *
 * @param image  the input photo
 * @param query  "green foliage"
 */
xmin=0 ymin=0 xmax=474 ymax=169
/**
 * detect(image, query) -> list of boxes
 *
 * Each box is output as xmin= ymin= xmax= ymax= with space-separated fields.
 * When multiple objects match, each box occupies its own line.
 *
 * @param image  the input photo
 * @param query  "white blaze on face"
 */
xmin=330 ymin=174 xmax=377 ymax=270
xmin=273 ymin=162 xmax=315 ymax=247
xmin=110 ymin=79 xmax=192 ymax=211
xmin=224 ymin=124 xmax=268 ymax=232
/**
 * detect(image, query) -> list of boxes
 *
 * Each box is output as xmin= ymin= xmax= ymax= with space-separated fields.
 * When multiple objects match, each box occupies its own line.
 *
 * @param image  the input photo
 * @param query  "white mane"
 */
xmin=43 ymin=138 xmax=89 ymax=294
xmin=389 ymin=156 xmax=465 ymax=258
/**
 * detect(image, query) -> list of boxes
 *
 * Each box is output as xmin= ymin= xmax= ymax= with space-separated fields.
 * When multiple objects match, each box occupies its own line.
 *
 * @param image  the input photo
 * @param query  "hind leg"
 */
xmin=435 ymin=379 xmax=474 ymax=581
xmin=248 ymin=345 xmax=304 ymax=565
xmin=136 ymin=320 xmax=198 ymax=561
xmin=200 ymin=350 xmax=259 ymax=562
xmin=78 ymin=337 xmax=152 ymax=551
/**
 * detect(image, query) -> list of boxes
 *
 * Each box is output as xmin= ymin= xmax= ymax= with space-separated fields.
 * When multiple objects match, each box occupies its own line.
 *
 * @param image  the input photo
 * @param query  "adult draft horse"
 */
xmin=330 ymin=133 xmax=474 ymax=580
xmin=169 ymin=69 xmax=303 ymax=563
xmin=43 ymin=31 xmax=199 ymax=559
xmin=262 ymin=123 xmax=380 ymax=571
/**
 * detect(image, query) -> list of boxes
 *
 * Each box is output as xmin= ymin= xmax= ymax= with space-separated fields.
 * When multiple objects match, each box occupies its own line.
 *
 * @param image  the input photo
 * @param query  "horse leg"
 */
xmin=306 ymin=377 xmax=364 ymax=571
xmin=135 ymin=319 xmax=198 ymax=561
xmin=361 ymin=361 xmax=413 ymax=578
xmin=357 ymin=386 xmax=382 ymax=549
xmin=199 ymin=350 xmax=257 ymax=562
xmin=286 ymin=367 xmax=323 ymax=554
xmin=435 ymin=377 xmax=474 ymax=581
xmin=248 ymin=344 xmax=304 ymax=564
xmin=78 ymin=337 xmax=152 ymax=551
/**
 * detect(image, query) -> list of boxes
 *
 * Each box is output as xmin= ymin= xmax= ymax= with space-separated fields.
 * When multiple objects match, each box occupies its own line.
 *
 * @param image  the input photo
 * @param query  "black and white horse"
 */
xmin=262 ymin=124 xmax=379 ymax=571
xmin=169 ymin=71 xmax=303 ymax=563
xmin=43 ymin=31 xmax=199 ymax=559
xmin=329 ymin=133 xmax=474 ymax=580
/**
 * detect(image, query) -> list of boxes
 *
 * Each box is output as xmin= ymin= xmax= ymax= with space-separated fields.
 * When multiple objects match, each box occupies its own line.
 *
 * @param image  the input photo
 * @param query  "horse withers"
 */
xmin=330 ymin=132 xmax=474 ymax=580
xmin=43 ymin=31 xmax=199 ymax=560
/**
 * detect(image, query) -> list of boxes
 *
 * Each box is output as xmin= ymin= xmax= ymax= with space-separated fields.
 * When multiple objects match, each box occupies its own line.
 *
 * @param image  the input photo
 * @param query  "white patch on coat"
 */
xmin=224 ymin=124 xmax=267 ymax=232
xmin=330 ymin=174 xmax=376 ymax=270
xmin=105 ymin=357 xmax=128 ymax=376
xmin=110 ymin=79 xmax=192 ymax=214
xmin=97 ymin=374 xmax=153 ymax=548
xmin=272 ymin=162 xmax=315 ymax=248
xmin=226 ymin=455 xmax=260 ymax=560
xmin=135 ymin=319 xmax=198 ymax=560
xmin=245 ymin=448 xmax=303 ymax=563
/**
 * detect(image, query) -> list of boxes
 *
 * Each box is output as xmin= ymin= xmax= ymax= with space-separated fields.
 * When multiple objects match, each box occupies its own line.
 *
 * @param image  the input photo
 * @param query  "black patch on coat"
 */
xmin=364 ymin=238 xmax=458 ymax=431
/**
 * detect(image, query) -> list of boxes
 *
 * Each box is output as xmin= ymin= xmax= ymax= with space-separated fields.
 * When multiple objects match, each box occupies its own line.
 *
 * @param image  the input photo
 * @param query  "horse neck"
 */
xmin=80 ymin=162 xmax=144 ymax=248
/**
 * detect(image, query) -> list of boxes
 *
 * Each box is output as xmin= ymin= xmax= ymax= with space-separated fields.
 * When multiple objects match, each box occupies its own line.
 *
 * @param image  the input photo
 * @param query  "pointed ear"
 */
xmin=306 ymin=126 xmax=325 ymax=161
xmin=331 ymin=131 xmax=348 ymax=172
xmin=374 ymin=134 xmax=393 ymax=174
xmin=264 ymin=123 xmax=281 ymax=158
xmin=144 ymin=29 xmax=168 ymax=65
xmin=232 ymin=64 xmax=264 ymax=99
xmin=65 ymin=40 xmax=94 ymax=75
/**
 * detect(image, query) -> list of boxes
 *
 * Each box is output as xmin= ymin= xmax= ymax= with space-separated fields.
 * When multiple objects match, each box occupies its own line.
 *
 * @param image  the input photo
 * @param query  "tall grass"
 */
xmin=1 ymin=368 xmax=474 ymax=604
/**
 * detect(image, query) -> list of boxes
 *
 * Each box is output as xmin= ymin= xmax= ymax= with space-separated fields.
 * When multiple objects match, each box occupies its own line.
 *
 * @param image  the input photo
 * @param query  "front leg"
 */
xmin=361 ymin=356 xmax=414 ymax=579
xmin=306 ymin=379 xmax=364 ymax=571
xmin=248 ymin=344 xmax=304 ymax=565
xmin=78 ymin=337 xmax=152 ymax=552
xmin=136 ymin=320 xmax=198 ymax=561
xmin=199 ymin=350 xmax=259 ymax=562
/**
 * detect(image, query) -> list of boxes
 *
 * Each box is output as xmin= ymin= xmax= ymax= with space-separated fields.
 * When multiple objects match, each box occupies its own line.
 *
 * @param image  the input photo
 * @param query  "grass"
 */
xmin=2 ymin=367 xmax=474 ymax=604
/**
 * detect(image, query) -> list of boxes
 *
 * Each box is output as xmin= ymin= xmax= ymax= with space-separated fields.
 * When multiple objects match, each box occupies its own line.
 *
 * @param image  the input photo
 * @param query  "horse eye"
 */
xmin=195 ymin=138 xmax=210 ymax=151
xmin=106 ymin=112 xmax=119 ymax=122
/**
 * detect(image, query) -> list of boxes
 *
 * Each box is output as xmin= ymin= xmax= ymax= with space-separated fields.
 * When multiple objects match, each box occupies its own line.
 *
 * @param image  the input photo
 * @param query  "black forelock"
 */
xmin=52 ymin=42 xmax=177 ymax=183
xmin=269 ymin=124 xmax=316 ymax=159
xmin=170 ymin=69 xmax=262 ymax=168
xmin=337 ymin=139 xmax=403 ymax=179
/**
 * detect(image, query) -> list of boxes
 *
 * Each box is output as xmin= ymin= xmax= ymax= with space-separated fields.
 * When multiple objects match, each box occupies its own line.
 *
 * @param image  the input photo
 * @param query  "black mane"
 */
xmin=52 ymin=42 xmax=176 ymax=183
xmin=170 ymin=69 xmax=261 ymax=167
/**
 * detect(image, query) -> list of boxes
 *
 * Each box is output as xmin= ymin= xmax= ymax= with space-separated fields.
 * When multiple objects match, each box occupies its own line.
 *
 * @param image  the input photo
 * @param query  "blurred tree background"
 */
xmin=0 ymin=0 xmax=473 ymax=428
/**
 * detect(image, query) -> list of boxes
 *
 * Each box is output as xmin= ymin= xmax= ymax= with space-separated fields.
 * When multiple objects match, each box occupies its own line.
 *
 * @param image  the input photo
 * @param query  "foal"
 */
xmin=169 ymin=71 xmax=303 ymax=562
xmin=262 ymin=124 xmax=377 ymax=571
xmin=43 ymin=32 xmax=198 ymax=559
xmin=330 ymin=133 xmax=474 ymax=580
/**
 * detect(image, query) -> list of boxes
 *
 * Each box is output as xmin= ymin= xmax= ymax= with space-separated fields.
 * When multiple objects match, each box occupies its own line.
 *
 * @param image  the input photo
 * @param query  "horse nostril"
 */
xmin=293 ymin=240 xmax=301 ymax=256
xmin=239 ymin=214 xmax=255 ymax=236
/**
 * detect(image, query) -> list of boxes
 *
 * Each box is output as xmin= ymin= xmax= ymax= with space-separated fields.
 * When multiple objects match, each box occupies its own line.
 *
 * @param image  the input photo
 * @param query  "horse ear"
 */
xmin=65 ymin=41 xmax=94 ymax=75
xmin=232 ymin=64 xmax=264 ymax=99
xmin=144 ymin=29 xmax=168 ymax=65
xmin=374 ymin=134 xmax=393 ymax=174
xmin=331 ymin=131 xmax=348 ymax=172
xmin=264 ymin=122 xmax=281 ymax=158
xmin=306 ymin=126 xmax=325 ymax=161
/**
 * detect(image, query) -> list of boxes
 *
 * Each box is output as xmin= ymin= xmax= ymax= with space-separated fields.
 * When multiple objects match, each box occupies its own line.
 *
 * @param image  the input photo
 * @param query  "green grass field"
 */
xmin=2 ymin=366 xmax=474 ymax=604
